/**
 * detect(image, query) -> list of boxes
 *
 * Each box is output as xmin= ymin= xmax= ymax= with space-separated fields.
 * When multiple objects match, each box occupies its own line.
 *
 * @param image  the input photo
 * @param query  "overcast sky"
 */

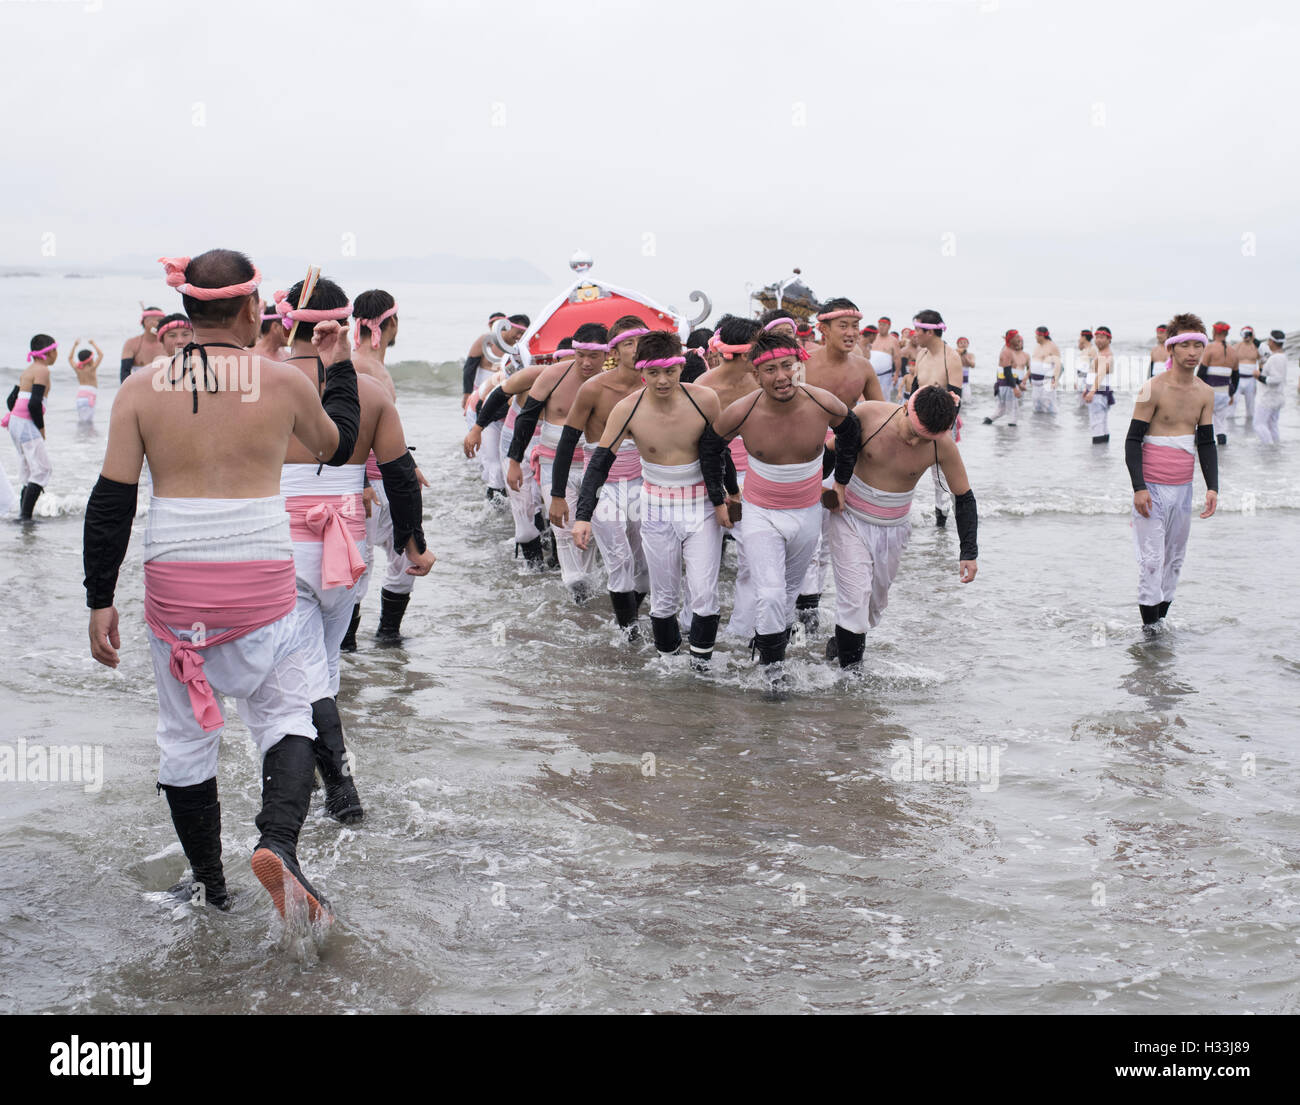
xmin=1 ymin=0 xmax=1295 ymax=313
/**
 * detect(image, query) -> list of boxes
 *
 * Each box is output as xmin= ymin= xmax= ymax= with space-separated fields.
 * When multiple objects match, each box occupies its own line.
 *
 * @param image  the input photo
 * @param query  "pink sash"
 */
xmin=643 ymin=480 xmax=707 ymax=504
xmin=286 ymin=493 xmax=367 ymax=588
xmin=1142 ymin=442 xmax=1194 ymax=485
xmin=728 ymin=436 xmax=749 ymax=474
xmin=504 ymin=404 xmax=518 ymax=430
xmin=742 ymin=467 xmax=824 ymax=510
xmin=76 ymin=387 xmax=97 ymax=406
xmin=608 ymin=447 xmax=642 ymax=482
xmin=530 ymin=442 xmax=557 ymax=490
xmin=1 ymin=397 xmax=31 ymax=428
xmin=844 ymin=486 xmax=911 ymax=522
xmin=144 ymin=560 xmax=297 ymax=732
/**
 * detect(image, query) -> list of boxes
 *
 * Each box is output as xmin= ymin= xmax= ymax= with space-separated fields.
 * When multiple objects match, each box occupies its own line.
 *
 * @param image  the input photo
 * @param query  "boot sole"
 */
xmin=251 ymin=848 xmax=332 ymax=925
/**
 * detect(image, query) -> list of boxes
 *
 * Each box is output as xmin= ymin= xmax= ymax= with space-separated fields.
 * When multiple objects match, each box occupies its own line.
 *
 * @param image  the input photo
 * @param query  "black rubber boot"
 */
xmin=609 ymin=590 xmax=641 ymax=640
xmin=339 ymin=604 xmax=361 ymax=653
xmin=824 ymin=635 xmax=839 ymax=662
xmin=1217 ymin=433 xmax=1227 ymax=446
xmin=18 ymin=482 xmax=42 ymax=520
xmin=752 ymin=630 xmax=788 ymax=665
xmin=311 ymin=697 xmax=363 ymax=824
xmin=834 ymin=624 xmax=866 ymax=669
xmin=161 ymin=777 xmax=230 ymax=910
xmin=375 ymin=588 xmax=410 ymax=646
xmin=486 ymin=486 xmax=507 ymax=504
xmin=982 ymin=416 xmax=993 ymax=425
xmin=688 ymin=613 xmax=720 ymax=668
xmin=795 ymin=593 xmax=821 ymax=635
xmin=651 ymin=614 xmax=682 ymax=655
xmin=635 ymin=590 xmax=648 ymax=613
xmin=1158 ymin=599 xmax=1171 ymax=620
xmin=1092 ymin=434 xmax=1110 ymax=444
xmin=935 ymin=508 xmax=947 ymax=528
xmin=546 ymin=530 xmax=559 ymax=569
xmin=251 ymin=734 xmax=331 ymax=922
xmin=1139 ymin=603 xmax=1161 ymax=626
xmin=518 ymin=536 xmax=545 ymax=568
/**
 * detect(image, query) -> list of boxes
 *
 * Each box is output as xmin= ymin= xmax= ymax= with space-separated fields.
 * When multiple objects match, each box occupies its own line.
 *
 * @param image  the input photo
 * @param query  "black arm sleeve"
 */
xmin=475 ymin=385 xmax=510 ymax=428
xmin=550 ymin=424 xmax=582 ymax=499
xmin=1125 ymin=418 xmax=1149 ymax=491
xmin=28 ymin=384 xmax=45 ymax=431
xmin=1195 ymin=424 xmax=1218 ymax=492
xmin=6 ymin=386 xmax=17 ymax=411
xmin=120 ymin=358 xmax=134 ymax=383
xmin=1196 ymin=364 xmax=1208 ymax=382
xmin=1001 ymin=363 xmax=1018 ymax=386
xmin=462 ymin=354 xmax=482 ymax=394
xmin=83 ymin=475 xmax=139 ymax=609
xmin=1228 ymin=368 xmax=1239 ymax=397
xmin=378 ymin=452 xmax=427 ymax=555
xmin=321 ymin=359 xmax=361 ymax=466
xmin=574 ymin=447 xmax=615 ymax=523
xmin=698 ymin=424 xmax=730 ymax=507
xmin=954 ymin=489 xmax=978 ymax=561
xmin=506 ymin=396 xmax=546 ymax=463
xmin=822 ymin=444 xmax=835 ymax=478
xmin=723 ymin=451 xmax=739 ymax=496
xmin=830 ymin=409 xmax=861 ymax=485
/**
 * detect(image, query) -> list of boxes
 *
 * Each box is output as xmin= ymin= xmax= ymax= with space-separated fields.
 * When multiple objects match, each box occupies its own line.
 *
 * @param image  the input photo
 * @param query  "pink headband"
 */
xmin=906 ymin=390 xmax=946 ymax=439
xmin=1164 ymin=332 xmax=1209 ymax=349
xmin=261 ymin=311 xmax=281 ymax=321
xmin=715 ymin=340 xmax=753 ymax=360
xmin=752 ymin=346 xmax=805 ymax=366
xmin=635 ymin=356 xmax=686 ymax=369
xmin=27 ymin=342 xmax=57 ymax=361
xmin=817 ymin=309 xmax=862 ymax=322
xmin=570 ymin=341 xmax=609 ymax=352
xmin=912 ymin=319 xmax=946 ymax=331
xmin=159 ymin=256 xmax=262 ymax=300
xmin=609 ymin=327 xmax=650 ymax=348
xmin=140 ymin=309 xmax=166 ymax=321
xmin=273 ymin=288 xmax=352 ymax=331
xmin=763 ymin=317 xmax=797 ymax=332
xmin=156 ymin=319 xmax=191 ymax=338
xmin=353 ymin=303 xmax=399 ymax=349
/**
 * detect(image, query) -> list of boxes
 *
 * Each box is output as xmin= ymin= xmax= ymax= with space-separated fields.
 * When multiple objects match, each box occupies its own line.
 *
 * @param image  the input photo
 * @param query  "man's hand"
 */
xmin=363 ymin=486 xmax=376 ymax=518
xmin=959 ymin=560 xmax=978 ymax=584
xmin=415 ymin=466 xmax=430 ymax=488
xmin=310 ymin=319 xmax=349 ymax=365
xmin=1133 ymin=489 xmax=1152 ymax=518
xmin=89 ymin=607 xmax=121 ymax=668
xmin=1200 ymin=489 xmax=1218 ymax=520
xmin=1013 ymin=386 xmax=1023 ymax=399
xmin=549 ymin=495 xmax=569 ymax=529
xmin=506 ymin=459 xmax=523 ymax=492
xmin=405 ymin=543 xmax=436 ymax=575
xmin=463 ymin=426 xmax=482 ymax=458
xmin=1084 ymin=390 xmax=1095 ymax=404
xmin=572 ymin=521 xmax=593 ymax=550
xmin=713 ymin=502 xmax=733 ymax=531
xmin=828 ymin=483 xmax=846 ymax=514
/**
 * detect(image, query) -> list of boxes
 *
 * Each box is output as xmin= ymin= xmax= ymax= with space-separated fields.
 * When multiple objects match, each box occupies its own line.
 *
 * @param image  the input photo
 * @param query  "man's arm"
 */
xmin=1196 ymin=391 xmax=1219 ymax=519
xmin=862 ymin=369 xmax=884 ymax=403
xmin=462 ymin=336 xmax=484 ymax=399
xmin=374 ymin=400 xmax=434 ymax=570
xmin=936 ymin=435 xmax=977 ymax=581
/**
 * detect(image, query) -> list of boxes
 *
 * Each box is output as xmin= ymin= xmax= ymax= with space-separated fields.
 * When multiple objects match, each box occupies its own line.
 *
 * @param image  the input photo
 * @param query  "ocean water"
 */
xmin=1 ymin=275 xmax=1298 ymax=1014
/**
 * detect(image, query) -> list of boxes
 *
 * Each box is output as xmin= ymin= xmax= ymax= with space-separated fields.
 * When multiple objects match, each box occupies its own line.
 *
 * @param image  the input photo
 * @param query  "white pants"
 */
xmin=591 ymin=478 xmax=649 ymax=594
xmin=730 ymin=502 xmax=823 ymax=637
xmin=1132 ymin=480 xmax=1193 ymax=607
xmin=364 ymin=481 xmax=415 ymax=597
xmin=827 ymin=512 xmax=912 ymax=634
xmin=641 ymin=498 xmax=723 ymax=618
xmin=990 ymin=387 xmax=1018 ymax=424
xmin=8 ymin=417 xmax=52 ymax=486
xmin=539 ymin=457 xmax=599 ymax=589
xmin=1211 ymin=388 xmax=1229 ymax=439
xmin=75 ymin=388 xmax=97 ymax=426
xmin=799 ymin=478 xmax=833 ymax=597
xmin=1234 ymin=376 xmax=1256 ymax=421
xmin=481 ymin=420 xmax=505 ymax=491
xmin=1255 ymin=402 xmax=1282 ymax=444
xmin=293 ymin=538 xmax=368 ymax=700
xmin=148 ymin=613 xmax=315 ymax=787
xmin=1031 ymin=380 xmax=1057 ymax=413
xmin=501 ymin=424 xmax=543 ymax=544
xmin=1088 ymin=394 xmax=1111 ymax=438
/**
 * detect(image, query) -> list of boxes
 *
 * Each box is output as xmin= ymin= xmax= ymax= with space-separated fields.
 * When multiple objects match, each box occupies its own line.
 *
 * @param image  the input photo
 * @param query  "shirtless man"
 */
xmin=1197 ymin=321 xmax=1237 ymax=445
xmin=464 ymin=313 xmax=528 ymax=498
xmin=506 ymin=322 xmax=608 ymax=601
xmin=1147 ymin=325 xmax=1168 ymax=378
xmin=827 ymin=385 xmax=977 ymax=668
xmin=956 ymin=336 xmax=974 ymax=403
xmin=985 ymin=330 xmax=1026 ymax=425
xmin=872 ymin=317 xmax=902 ymax=393
xmin=696 ymin=316 xmax=761 ymax=494
xmin=1084 ymin=325 xmax=1116 ymax=443
xmin=68 ymin=338 xmax=103 ymax=427
xmin=4 ymin=335 xmax=56 ymax=519
xmin=121 ymin=308 xmax=164 ymax=382
xmin=549 ymin=316 xmax=653 ymax=635
xmin=909 ymin=309 xmax=964 ymax=527
xmin=572 ymin=330 xmax=729 ymax=665
xmin=699 ymin=327 xmax=860 ymax=672
xmin=1232 ymin=325 xmax=1260 ymax=423
xmin=1124 ymin=312 xmax=1218 ymax=629
xmin=280 ymin=278 xmax=432 ymax=822
xmin=1029 ymin=326 xmax=1062 ymax=414
xmin=84 ymin=249 xmax=362 ymax=924
xmin=254 ymin=300 xmax=287 ymax=361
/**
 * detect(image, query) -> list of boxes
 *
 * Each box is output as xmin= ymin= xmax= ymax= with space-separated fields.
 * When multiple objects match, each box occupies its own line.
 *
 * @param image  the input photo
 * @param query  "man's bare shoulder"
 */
xmin=800 ymin=382 xmax=847 ymax=412
xmin=683 ymin=382 xmax=722 ymax=415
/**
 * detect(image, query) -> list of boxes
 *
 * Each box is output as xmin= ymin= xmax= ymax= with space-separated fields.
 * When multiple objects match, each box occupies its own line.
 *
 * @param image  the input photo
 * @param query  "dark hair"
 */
xmin=29 ymin=333 xmax=55 ymax=353
xmin=573 ymin=322 xmax=609 ymax=346
xmin=489 ymin=311 xmax=506 ymax=322
xmin=635 ymin=330 xmax=682 ymax=364
xmin=508 ymin=314 xmax=530 ymax=328
xmin=749 ymin=327 xmax=802 ymax=363
xmin=717 ymin=314 xmax=760 ymax=346
xmin=818 ymin=296 xmax=859 ymax=318
xmin=180 ymin=249 xmax=259 ymax=327
xmin=77 ymin=349 xmax=94 ymax=362
xmin=1166 ymin=312 xmax=1205 ymax=341
xmin=686 ymin=327 xmax=713 ymax=350
xmin=912 ymin=385 xmax=957 ymax=435
xmin=555 ymin=336 xmax=573 ymax=351
xmin=352 ymin=288 xmax=397 ymax=345
xmin=681 ymin=350 xmax=707 ymax=382
xmin=914 ymin=308 xmax=945 ymax=331
xmin=609 ymin=314 xmax=647 ymax=340
xmin=758 ymin=307 xmax=798 ymax=328
xmin=281 ymin=275 xmax=348 ymax=342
